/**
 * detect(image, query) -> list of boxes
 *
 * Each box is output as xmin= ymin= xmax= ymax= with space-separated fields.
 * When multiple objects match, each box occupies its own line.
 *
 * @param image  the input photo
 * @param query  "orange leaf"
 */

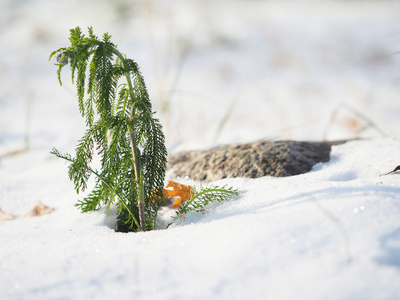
xmin=172 ymin=198 xmax=183 ymax=209
xmin=149 ymin=180 xmax=193 ymax=208
xmin=162 ymin=189 xmax=187 ymax=199
xmin=166 ymin=180 xmax=192 ymax=193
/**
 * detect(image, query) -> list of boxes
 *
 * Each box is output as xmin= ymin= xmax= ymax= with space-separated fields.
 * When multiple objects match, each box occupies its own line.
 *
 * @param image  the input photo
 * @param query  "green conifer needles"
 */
xmin=50 ymin=27 xmax=167 ymax=232
xmin=176 ymin=185 xmax=239 ymax=217
xmin=50 ymin=27 xmax=238 ymax=232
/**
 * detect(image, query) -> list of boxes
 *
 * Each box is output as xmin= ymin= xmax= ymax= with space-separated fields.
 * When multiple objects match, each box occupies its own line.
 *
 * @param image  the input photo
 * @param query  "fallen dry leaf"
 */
xmin=151 ymin=180 xmax=193 ymax=209
xmin=0 ymin=208 xmax=14 ymax=221
xmin=165 ymin=180 xmax=193 ymax=208
xmin=166 ymin=180 xmax=192 ymax=193
xmin=24 ymin=200 xmax=54 ymax=217
xmin=172 ymin=198 xmax=184 ymax=209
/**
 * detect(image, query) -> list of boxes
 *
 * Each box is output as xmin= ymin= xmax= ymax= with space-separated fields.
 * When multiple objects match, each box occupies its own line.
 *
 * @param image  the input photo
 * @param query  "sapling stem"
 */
xmin=112 ymin=48 xmax=147 ymax=232
xmin=128 ymin=119 xmax=146 ymax=232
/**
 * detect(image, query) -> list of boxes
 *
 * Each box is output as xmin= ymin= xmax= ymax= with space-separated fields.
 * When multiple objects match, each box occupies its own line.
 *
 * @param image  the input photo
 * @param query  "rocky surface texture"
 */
xmin=167 ymin=140 xmax=346 ymax=181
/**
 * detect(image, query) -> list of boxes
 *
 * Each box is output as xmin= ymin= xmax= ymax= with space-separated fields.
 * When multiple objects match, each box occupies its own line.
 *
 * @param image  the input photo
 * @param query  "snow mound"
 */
xmin=1 ymin=139 xmax=400 ymax=299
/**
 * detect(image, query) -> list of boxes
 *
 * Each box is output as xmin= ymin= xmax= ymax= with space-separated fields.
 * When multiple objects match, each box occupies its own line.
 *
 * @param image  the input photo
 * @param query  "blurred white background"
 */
xmin=1 ymin=0 xmax=400 ymax=154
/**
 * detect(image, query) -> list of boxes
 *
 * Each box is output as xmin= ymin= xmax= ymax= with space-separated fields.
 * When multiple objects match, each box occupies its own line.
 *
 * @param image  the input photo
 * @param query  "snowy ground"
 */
xmin=1 ymin=0 xmax=400 ymax=299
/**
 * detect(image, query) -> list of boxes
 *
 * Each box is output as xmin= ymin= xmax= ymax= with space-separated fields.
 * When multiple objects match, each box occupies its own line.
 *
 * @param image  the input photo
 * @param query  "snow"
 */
xmin=1 ymin=0 xmax=400 ymax=299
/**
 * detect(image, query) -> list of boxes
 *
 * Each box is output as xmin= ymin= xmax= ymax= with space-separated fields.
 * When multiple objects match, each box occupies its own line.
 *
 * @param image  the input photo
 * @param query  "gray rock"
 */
xmin=167 ymin=140 xmax=345 ymax=181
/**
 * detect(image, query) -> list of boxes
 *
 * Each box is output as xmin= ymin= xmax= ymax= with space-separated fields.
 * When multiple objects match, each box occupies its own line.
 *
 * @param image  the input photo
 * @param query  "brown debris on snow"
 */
xmin=0 ymin=208 xmax=14 ymax=221
xmin=24 ymin=200 xmax=54 ymax=217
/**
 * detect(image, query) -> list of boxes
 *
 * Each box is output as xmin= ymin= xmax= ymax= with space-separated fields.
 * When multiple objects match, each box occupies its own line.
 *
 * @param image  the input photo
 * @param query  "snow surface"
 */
xmin=1 ymin=0 xmax=400 ymax=299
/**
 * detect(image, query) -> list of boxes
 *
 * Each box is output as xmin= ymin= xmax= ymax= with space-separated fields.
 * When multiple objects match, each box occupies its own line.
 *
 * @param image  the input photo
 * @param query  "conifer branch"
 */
xmin=50 ymin=148 xmax=140 ymax=229
xmin=176 ymin=185 xmax=239 ymax=217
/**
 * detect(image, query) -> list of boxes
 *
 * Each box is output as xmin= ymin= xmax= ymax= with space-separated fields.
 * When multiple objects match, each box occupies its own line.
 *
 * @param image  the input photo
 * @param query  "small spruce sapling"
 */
xmin=50 ymin=27 xmax=238 ymax=232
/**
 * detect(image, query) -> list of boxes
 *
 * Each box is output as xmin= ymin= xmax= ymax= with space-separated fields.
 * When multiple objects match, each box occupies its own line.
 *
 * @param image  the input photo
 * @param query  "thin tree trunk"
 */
xmin=128 ymin=123 xmax=146 ymax=232
xmin=113 ymin=48 xmax=147 ymax=232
